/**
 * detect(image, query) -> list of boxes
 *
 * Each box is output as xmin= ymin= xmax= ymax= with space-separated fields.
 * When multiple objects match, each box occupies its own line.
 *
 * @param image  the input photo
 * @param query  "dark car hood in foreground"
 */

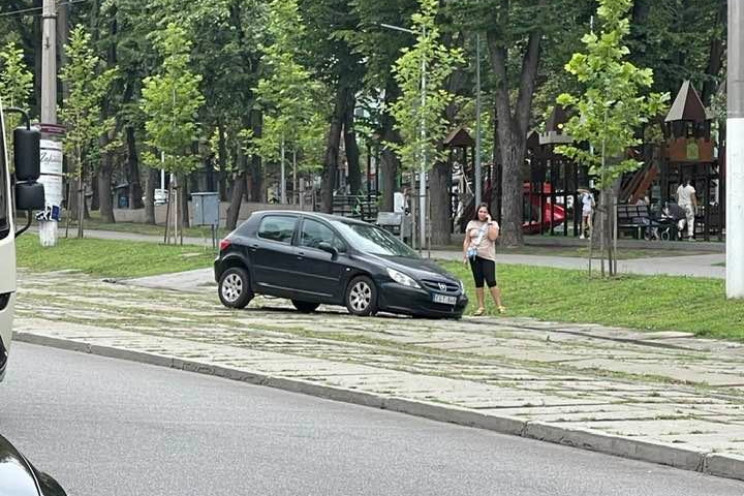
xmin=0 ymin=435 xmax=66 ymax=496
xmin=370 ymin=254 xmax=459 ymax=283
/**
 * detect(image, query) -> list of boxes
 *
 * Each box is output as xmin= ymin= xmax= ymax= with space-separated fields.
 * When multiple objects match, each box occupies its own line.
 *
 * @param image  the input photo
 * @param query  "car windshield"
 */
xmin=331 ymin=221 xmax=418 ymax=258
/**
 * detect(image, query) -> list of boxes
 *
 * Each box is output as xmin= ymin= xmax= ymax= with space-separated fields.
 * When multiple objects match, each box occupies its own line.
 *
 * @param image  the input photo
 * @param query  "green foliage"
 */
xmin=0 ymin=41 xmax=33 ymax=167
xmin=140 ymin=23 xmax=204 ymax=173
xmin=0 ymin=41 xmax=32 ymax=110
xmin=59 ymin=25 xmax=118 ymax=175
xmin=556 ymin=0 xmax=668 ymax=189
xmin=251 ymin=0 xmax=327 ymax=173
xmin=387 ymin=0 xmax=463 ymax=172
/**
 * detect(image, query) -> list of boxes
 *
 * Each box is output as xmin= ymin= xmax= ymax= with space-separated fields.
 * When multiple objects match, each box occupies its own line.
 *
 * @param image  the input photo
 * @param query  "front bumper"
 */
xmin=377 ymin=282 xmax=468 ymax=318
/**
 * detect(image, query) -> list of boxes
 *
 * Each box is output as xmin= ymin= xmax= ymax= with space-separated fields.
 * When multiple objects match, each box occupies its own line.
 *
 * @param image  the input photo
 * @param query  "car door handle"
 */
xmin=297 ymin=251 xmax=306 ymax=259
xmin=249 ymin=243 xmax=259 ymax=251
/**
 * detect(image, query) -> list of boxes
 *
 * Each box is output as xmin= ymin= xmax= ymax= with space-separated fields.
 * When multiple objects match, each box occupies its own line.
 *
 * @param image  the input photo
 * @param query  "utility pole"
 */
xmin=727 ymin=0 xmax=744 ymax=298
xmin=474 ymin=33 xmax=482 ymax=207
xmin=38 ymin=0 xmax=60 ymax=247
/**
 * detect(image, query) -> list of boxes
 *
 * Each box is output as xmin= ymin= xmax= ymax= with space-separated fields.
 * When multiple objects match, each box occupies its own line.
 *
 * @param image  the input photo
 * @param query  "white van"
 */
xmin=0 ymin=101 xmax=44 ymax=381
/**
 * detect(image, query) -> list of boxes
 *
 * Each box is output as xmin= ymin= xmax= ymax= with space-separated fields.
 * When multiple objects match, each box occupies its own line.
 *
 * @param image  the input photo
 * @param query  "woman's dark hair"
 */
xmin=473 ymin=203 xmax=490 ymax=221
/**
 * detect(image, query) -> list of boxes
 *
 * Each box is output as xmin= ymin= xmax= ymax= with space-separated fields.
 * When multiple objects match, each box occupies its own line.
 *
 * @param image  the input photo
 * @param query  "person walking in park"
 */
xmin=462 ymin=203 xmax=505 ymax=316
xmin=676 ymin=178 xmax=698 ymax=240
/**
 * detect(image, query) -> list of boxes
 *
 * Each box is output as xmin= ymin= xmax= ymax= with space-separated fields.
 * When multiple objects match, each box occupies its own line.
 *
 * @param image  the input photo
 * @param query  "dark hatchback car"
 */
xmin=0 ymin=434 xmax=67 ymax=496
xmin=214 ymin=211 xmax=468 ymax=318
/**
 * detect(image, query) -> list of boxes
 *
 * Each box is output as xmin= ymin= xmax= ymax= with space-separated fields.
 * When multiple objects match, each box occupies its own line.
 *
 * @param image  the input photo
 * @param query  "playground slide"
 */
xmin=458 ymin=182 xmax=567 ymax=234
xmin=522 ymin=182 xmax=566 ymax=234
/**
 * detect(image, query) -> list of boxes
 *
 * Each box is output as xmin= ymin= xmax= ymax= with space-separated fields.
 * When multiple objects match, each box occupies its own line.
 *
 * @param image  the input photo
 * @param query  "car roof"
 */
xmin=254 ymin=210 xmax=370 ymax=227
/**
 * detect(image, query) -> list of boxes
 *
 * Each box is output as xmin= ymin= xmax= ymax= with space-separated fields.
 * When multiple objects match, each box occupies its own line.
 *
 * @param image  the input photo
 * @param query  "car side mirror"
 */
xmin=317 ymin=242 xmax=339 ymax=257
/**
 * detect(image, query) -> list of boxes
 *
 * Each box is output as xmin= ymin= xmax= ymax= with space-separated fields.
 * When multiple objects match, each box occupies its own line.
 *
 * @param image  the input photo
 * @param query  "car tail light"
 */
xmin=219 ymin=239 xmax=232 ymax=251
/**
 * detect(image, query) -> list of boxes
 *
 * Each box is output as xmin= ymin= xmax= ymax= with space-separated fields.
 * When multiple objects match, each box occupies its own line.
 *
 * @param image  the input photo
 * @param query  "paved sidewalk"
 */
xmin=12 ymin=269 xmax=744 ymax=481
xmin=66 ymin=228 xmax=726 ymax=279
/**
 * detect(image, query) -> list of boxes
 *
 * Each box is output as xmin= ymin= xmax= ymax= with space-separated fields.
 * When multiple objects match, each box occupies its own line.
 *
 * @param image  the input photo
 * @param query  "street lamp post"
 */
xmin=380 ymin=23 xmax=427 ymax=252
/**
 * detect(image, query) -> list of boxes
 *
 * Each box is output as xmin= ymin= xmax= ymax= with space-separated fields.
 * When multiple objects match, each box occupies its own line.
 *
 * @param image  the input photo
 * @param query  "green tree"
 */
xmin=387 ymin=0 xmax=463 ymax=247
xmin=556 ymin=0 xmax=668 ymax=276
xmin=60 ymin=25 xmax=118 ymax=239
xmin=140 ymin=23 xmax=204 ymax=240
xmin=0 ymin=41 xmax=33 ymax=167
xmin=253 ymin=0 xmax=325 ymax=205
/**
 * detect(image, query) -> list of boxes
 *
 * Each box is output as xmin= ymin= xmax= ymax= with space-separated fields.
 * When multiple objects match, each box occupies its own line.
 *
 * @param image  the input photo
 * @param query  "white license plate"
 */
xmin=433 ymin=294 xmax=457 ymax=306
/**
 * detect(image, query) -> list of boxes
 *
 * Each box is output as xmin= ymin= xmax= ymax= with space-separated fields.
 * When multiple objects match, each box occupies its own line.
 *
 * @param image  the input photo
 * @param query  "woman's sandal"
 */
xmin=497 ymin=306 xmax=507 ymax=314
xmin=473 ymin=307 xmax=486 ymax=316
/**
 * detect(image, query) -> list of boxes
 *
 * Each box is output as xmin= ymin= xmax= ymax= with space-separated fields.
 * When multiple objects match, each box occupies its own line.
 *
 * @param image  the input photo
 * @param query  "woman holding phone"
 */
xmin=462 ymin=203 xmax=505 ymax=316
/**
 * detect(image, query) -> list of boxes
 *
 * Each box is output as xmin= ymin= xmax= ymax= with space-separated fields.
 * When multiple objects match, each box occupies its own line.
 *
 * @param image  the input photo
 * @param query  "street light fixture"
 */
xmin=379 ymin=22 xmax=427 ymax=253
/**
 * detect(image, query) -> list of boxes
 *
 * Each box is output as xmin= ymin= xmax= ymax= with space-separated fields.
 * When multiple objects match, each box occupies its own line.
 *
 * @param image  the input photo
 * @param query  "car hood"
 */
xmin=370 ymin=255 xmax=458 ymax=283
xmin=0 ymin=435 xmax=41 ymax=496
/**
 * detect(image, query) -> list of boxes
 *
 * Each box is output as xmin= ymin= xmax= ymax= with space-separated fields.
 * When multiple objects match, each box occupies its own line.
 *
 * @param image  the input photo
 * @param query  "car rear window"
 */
xmin=257 ymin=215 xmax=297 ymax=244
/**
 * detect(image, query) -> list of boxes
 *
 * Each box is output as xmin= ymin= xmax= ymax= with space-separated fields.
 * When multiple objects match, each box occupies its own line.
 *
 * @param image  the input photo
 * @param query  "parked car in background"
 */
xmin=0 ymin=434 xmax=67 ymax=495
xmin=214 ymin=211 xmax=468 ymax=319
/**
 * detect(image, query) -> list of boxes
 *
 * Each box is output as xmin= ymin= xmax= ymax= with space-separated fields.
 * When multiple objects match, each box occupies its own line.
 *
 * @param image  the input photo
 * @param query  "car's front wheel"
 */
xmin=292 ymin=300 xmax=320 ymax=313
xmin=218 ymin=267 xmax=253 ymax=309
xmin=345 ymin=275 xmax=378 ymax=317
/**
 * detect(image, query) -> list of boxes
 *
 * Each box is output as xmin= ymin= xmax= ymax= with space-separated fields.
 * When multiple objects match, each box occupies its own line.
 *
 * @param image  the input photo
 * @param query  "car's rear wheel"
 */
xmin=345 ymin=276 xmax=378 ymax=317
xmin=292 ymin=300 xmax=320 ymax=313
xmin=218 ymin=267 xmax=253 ymax=309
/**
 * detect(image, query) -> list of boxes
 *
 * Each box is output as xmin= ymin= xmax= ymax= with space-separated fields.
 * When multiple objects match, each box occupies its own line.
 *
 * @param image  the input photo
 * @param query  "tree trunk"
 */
xmin=126 ymin=126 xmax=144 ymax=209
xmin=90 ymin=172 xmax=100 ymax=212
xmin=429 ymin=158 xmax=451 ymax=246
xmin=487 ymin=23 xmax=542 ymax=247
xmin=344 ymin=95 xmax=361 ymax=197
xmin=98 ymin=157 xmax=115 ymax=223
xmin=179 ymin=173 xmax=190 ymax=229
xmin=321 ymin=86 xmax=348 ymax=213
xmin=145 ymin=167 xmax=157 ymax=225
xmin=226 ymin=143 xmax=247 ymax=231
xmin=218 ymin=119 xmax=228 ymax=201
xmin=98 ymin=132 xmax=116 ymax=223
xmin=701 ymin=0 xmax=726 ymax=106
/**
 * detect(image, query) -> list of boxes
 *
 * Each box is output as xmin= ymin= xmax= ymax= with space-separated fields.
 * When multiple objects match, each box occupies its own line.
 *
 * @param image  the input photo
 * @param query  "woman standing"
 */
xmin=462 ymin=203 xmax=505 ymax=316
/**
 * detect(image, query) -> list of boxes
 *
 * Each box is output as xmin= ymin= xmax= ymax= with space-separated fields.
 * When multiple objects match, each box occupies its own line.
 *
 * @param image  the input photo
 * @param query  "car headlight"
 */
xmin=459 ymin=280 xmax=465 ymax=293
xmin=387 ymin=268 xmax=421 ymax=289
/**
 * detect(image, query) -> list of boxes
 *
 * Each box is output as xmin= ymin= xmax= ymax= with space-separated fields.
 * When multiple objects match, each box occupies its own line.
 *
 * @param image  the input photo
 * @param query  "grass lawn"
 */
xmin=16 ymin=236 xmax=215 ymax=278
xmin=15 ymin=236 xmax=743 ymax=340
xmin=441 ymin=261 xmax=744 ymax=341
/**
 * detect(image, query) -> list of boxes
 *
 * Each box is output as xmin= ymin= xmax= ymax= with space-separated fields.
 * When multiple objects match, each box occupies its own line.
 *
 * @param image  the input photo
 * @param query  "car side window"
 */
xmin=300 ymin=219 xmax=342 ymax=250
xmin=258 ymin=216 xmax=297 ymax=244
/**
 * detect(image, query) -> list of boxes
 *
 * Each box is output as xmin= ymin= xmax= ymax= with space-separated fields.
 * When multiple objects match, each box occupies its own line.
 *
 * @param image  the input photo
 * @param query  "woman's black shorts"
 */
xmin=469 ymin=256 xmax=497 ymax=288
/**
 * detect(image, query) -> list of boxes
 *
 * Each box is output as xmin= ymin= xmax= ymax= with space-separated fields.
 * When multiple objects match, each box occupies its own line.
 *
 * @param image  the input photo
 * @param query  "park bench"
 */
xmin=617 ymin=204 xmax=657 ymax=240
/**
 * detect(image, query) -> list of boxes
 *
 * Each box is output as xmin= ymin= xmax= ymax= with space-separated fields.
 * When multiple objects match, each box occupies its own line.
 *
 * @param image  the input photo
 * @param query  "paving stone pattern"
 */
xmin=13 ymin=270 xmax=744 ymax=465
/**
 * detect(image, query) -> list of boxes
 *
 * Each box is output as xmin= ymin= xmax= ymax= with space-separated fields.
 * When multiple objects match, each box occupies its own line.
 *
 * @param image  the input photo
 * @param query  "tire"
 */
xmin=345 ymin=275 xmax=378 ymax=317
xmin=218 ymin=267 xmax=253 ymax=309
xmin=292 ymin=300 xmax=320 ymax=313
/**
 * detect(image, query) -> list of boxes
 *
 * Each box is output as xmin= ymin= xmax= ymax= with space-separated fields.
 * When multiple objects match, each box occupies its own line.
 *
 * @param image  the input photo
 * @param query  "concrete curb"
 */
xmin=14 ymin=331 xmax=744 ymax=483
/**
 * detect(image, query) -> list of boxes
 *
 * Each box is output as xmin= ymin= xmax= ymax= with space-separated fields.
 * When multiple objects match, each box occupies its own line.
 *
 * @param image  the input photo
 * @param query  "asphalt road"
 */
xmin=1 ymin=343 xmax=743 ymax=496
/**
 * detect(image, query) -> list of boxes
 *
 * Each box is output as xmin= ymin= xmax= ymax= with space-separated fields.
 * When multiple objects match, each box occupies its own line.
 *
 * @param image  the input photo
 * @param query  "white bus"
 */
xmin=0 ymin=101 xmax=43 ymax=381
